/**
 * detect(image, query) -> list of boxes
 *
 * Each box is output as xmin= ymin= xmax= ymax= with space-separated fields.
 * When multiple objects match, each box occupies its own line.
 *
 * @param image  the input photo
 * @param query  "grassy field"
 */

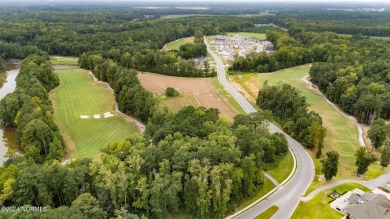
xmin=229 ymin=65 xmax=387 ymax=184
xmin=226 ymin=32 xmax=266 ymax=40
xmin=338 ymin=34 xmax=390 ymax=41
xmin=292 ymin=183 xmax=371 ymax=219
xmin=50 ymin=56 xmax=79 ymax=66
xmin=267 ymin=150 xmax=294 ymax=183
xmin=371 ymin=36 xmax=390 ymax=41
xmin=254 ymin=206 xmax=279 ymax=219
xmin=160 ymin=14 xmax=211 ymax=19
xmin=163 ymin=36 xmax=195 ymax=50
xmin=49 ymin=68 xmax=139 ymax=159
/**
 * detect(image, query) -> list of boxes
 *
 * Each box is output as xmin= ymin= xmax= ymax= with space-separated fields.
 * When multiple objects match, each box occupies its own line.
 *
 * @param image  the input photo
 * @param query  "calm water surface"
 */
xmin=0 ymin=69 xmax=19 ymax=165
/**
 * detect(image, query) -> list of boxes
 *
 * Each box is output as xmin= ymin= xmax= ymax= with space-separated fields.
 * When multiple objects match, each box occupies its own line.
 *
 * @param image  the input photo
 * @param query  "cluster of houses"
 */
xmin=212 ymin=34 xmax=274 ymax=62
xmin=329 ymin=185 xmax=390 ymax=219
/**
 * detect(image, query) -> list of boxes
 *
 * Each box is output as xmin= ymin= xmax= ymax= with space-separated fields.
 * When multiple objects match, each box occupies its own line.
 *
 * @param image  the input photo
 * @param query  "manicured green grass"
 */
xmin=211 ymin=77 xmax=246 ymax=115
xmin=254 ymin=206 xmax=279 ymax=219
xmin=292 ymin=183 xmax=370 ymax=219
xmin=160 ymin=14 xmax=211 ymax=19
xmin=338 ymin=34 xmax=390 ymax=41
xmin=234 ymin=178 xmax=276 ymax=212
xmin=230 ymin=65 xmax=387 ymax=182
xmin=226 ymin=32 xmax=266 ymax=40
xmin=160 ymin=94 xmax=198 ymax=112
xmin=49 ymin=69 xmax=139 ymax=159
xmin=267 ymin=150 xmax=294 ymax=183
xmin=50 ymin=56 xmax=79 ymax=66
xmin=163 ymin=36 xmax=195 ymax=50
xmin=370 ymin=36 xmax=390 ymax=41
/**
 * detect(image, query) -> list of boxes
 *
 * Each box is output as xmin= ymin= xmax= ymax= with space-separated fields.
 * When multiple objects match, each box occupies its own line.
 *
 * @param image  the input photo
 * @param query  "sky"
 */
xmin=0 ymin=0 xmax=389 ymax=5
xmin=0 ymin=0 xmax=389 ymax=2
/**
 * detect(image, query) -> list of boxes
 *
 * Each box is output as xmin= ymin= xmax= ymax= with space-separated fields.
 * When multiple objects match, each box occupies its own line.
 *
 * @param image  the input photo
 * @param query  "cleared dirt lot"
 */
xmin=138 ymin=72 xmax=239 ymax=120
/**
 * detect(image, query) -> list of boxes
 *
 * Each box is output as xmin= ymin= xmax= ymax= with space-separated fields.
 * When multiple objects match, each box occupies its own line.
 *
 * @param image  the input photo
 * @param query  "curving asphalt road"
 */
xmin=205 ymin=38 xmax=315 ymax=219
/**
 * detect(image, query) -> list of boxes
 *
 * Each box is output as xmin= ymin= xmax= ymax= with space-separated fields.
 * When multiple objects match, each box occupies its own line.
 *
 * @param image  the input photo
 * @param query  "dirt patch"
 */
xmin=244 ymin=79 xmax=259 ymax=98
xmin=318 ymin=175 xmax=326 ymax=182
xmin=138 ymin=72 xmax=239 ymax=120
xmin=362 ymin=125 xmax=372 ymax=149
xmin=229 ymin=81 xmax=256 ymax=102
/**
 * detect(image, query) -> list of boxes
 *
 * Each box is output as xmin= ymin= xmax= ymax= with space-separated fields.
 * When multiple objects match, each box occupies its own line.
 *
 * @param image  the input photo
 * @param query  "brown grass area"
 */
xmin=138 ymin=72 xmax=239 ymax=120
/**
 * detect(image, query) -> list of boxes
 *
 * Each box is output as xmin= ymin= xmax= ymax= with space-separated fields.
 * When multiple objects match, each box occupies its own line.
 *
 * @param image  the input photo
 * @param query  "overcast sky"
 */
xmin=0 ymin=0 xmax=389 ymax=2
xmin=0 ymin=0 xmax=389 ymax=5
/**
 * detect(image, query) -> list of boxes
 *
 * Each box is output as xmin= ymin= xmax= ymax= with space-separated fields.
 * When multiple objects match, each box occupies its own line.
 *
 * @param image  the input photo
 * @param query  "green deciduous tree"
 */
xmin=368 ymin=119 xmax=388 ymax=150
xmin=355 ymin=147 xmax=376 ymax=176
xmin=321 ymin=151 xmax=339 ymax=181
xmin=380 ymin=140 xmax=390 ymax=169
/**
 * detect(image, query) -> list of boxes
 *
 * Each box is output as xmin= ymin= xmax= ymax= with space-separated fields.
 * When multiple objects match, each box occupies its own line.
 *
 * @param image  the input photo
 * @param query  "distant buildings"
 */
xmin=212 ymin=34 xmax=274 ymax=62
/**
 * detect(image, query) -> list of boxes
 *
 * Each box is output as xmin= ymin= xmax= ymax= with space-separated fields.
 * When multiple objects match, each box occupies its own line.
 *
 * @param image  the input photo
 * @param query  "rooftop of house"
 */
xmin=344 ymin=194 xmax=390 ymax=219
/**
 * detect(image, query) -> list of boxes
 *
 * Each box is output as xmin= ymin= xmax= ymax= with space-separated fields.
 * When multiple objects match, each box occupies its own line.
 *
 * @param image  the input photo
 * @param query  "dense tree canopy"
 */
xmin=0 ymin=58 xmax=4 ymax=71
xmin=0 ymin=55 xmax=65 ymax=163
xmin=0 ymin=106 xmax=289 ymax=219
xmin=257 ymin=83 xmax=326 ymax=155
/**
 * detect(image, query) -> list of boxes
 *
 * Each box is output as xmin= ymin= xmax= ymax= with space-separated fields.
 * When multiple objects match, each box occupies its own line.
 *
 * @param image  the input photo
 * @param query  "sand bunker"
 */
xmin=104 ymin=112 xmax=114 ymax=118
xmin=80 ymin=113 xmax=114 ymax=119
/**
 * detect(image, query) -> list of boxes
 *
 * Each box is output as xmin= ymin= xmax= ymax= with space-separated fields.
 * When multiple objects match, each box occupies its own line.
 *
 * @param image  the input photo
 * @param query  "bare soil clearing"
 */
xmin=138 ymin=72 xmax=239 ymax=120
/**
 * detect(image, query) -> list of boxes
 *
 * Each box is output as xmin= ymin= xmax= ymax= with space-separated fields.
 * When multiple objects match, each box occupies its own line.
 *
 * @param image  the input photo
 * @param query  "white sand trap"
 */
xmin=93 ymin=114 xmax=101 ymax=119
xmin=104 ymin=112 xmax=114 ymax=118
xmin=80 ymin=115 xmax=90 ymax=119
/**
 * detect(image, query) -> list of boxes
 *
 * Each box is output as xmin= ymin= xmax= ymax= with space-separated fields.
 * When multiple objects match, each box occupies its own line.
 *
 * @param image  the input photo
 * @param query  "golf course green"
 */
xmin=50 ymin=68 xmax=140 ymax=159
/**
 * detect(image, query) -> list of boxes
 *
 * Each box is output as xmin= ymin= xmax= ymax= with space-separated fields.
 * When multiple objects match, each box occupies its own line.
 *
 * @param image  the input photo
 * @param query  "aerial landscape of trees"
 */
xmin=0 ymin=105 xmax=288 ymax=218
xmin=0 ymin=55 xmax=65 ymax=163
xmin=257 ymin=83 xmax=326 ymax=157
xmin=0 ymin=3 xmax=389 ymax=219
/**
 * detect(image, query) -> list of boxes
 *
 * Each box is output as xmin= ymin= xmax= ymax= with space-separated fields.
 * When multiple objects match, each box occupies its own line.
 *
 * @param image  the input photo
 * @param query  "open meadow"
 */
xmin=50 ymin=56 xmax=79 ymax=66
xmin=229 ymin=65 xmax=386 ymax=185
xmin=163 ymin=36 xmax=195 ymax=50
xmin=138 ymin=72 xmax=241 ymax=119
xmin=49 ymin=68 xmax=140 ymax=159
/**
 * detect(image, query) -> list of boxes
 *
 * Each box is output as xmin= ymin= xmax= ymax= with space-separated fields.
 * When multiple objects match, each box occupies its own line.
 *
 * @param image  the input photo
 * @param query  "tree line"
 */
xmin=230 ymin=28 xmax=390 ymax=124
xmin=0 ymin=55 xmax=65 ymax=163
xmin=276 ymin=10 xmax=390 ymax=37
xmin=79 ymin=55 xmax=156 ymax=123
xmin=257 ymin=83 xmax=326 ymax=157
xmin=0 ymin=106 xmax=289 ymax=219
xmin=0 ymin=8 xmax=273 ymax=77
xmin=0 ymin=58 xmax=4 ymax=71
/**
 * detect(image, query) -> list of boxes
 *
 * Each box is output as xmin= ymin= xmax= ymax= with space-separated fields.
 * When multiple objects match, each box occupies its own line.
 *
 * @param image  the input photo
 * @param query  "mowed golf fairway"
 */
xmin=229 ymin=65 xmax=386 ymax=181
xmin=50 ymin=68 xmax=140 ymax=159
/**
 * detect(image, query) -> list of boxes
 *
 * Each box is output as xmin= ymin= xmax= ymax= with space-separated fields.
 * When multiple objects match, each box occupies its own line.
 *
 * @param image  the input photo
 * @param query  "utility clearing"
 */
xmin=50 ymin=68 xmax=140 ymax=159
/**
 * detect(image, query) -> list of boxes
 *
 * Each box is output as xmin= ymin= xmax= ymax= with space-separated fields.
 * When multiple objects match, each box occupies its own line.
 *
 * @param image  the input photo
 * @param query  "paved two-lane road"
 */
xmin=205 ymin=38 xmax=315 ymax=219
